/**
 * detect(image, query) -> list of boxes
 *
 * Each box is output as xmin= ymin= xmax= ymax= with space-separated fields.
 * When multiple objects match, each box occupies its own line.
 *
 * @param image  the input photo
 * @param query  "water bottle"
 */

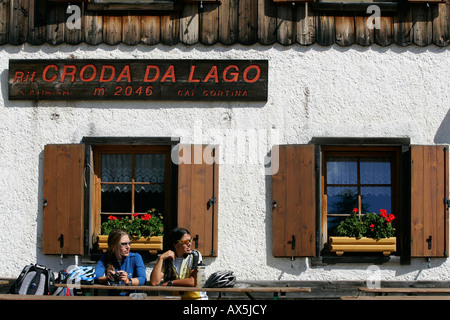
xmin=197 ymin=263 xmax=206 ymax=287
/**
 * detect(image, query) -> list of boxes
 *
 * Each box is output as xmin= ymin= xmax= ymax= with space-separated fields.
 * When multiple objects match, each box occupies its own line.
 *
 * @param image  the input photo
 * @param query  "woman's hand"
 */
xmin=117 ymin=270 xmax=129 ymax=283
xmin=160 ymin=250 xmax=175 ymax=261
xmin=106 ymin=269 xmax=116 ymax=282
xmin=149 ymin=250 xmax=175 ymax=286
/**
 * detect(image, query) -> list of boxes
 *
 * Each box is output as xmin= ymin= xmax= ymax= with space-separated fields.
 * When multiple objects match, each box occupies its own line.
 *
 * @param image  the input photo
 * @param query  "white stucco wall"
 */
xmin=0 ymin=43 xmax=449 ymax=283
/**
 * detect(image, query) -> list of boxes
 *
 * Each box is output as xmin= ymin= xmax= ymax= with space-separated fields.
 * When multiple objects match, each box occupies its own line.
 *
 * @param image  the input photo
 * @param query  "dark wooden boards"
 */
xmin=0 ymin=0 xmax=447 ymax=47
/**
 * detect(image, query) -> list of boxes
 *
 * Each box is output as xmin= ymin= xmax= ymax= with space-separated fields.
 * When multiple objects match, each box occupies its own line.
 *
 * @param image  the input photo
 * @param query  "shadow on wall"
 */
xmin=435 ymin=109 xmax=450 ymax=144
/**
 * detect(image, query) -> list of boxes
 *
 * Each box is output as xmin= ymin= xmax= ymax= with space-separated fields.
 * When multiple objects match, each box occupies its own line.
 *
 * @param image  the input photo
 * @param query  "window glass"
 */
xmin=360 ymin=158 xmax=391 ymax=184
xmin=101 ymin=184 xmax=132 ymax=214
xmin=326 ymin=186 xmax=358 ymax=215
xmin=325 ymin=154 xmax=392 ymax=235
xmin=326 ymin=157 xmax=357 ymax=184
xmin=134 ymin=154 xmax=166 ymax=212
xmin=135 ymin=154 xmax=165 ymax=185
xmin=361 ymin=186 xmax=391 ymax=213
xmin=98 ymin=150 xmax=168 ymax=224
xmin=101 ymin=154 xmax=132 ymax=182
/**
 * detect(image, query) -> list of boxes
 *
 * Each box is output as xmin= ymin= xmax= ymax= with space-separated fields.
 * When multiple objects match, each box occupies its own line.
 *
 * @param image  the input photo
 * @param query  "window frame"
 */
xmin=91 ymin=144 xmax=173 ymax=242
xmin=85 ymin=0 xmax=181 ymax=11
xmin=272 ymin=0 xmax=445 ymax=13
xmin=320 ymin=146 xmax=402 ymax=253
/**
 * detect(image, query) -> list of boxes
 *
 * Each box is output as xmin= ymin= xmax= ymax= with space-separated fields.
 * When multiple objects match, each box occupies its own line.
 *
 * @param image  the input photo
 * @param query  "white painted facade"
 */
xmin=0 ymin=43 xmax=449 ymax=283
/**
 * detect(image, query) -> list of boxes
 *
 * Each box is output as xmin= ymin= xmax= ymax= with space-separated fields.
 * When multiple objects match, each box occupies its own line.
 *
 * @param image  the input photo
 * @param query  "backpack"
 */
xmin=53 ymin=266 xmax=95 ymax=296
xmin=9 ymin=264 xmax=56 ymax=295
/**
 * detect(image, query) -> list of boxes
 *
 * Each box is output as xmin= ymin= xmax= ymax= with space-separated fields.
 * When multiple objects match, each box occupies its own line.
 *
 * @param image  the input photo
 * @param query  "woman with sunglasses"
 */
xmin=94 ymin=229 xmax=146 ymax=293
xmin=150 ymin=227 xmax=207 ymax=300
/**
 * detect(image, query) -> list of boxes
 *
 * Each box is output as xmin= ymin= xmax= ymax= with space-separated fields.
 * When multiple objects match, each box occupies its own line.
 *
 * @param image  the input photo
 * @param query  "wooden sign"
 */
xmin=9 ymin=59 xmax=268 ymax=101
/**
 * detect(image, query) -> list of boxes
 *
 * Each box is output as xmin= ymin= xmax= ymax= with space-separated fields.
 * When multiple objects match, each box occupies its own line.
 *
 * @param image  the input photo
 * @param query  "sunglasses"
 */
xmin=120 ymin=241 xmax=132 ymax=246
xmin=178 ymin=239 xmax=193 ymax=245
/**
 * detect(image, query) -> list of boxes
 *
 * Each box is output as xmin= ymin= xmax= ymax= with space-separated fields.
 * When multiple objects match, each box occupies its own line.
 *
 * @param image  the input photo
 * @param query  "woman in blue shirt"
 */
xmin=95 ymin=229 xmax=146 ymax=291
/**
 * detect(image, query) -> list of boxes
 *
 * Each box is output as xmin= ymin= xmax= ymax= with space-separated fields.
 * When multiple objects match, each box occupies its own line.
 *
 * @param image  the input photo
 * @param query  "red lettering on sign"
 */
xmin=116 ymin=65 xmax=132 ymax=82
xmin=203 ymin=66 xmax=219 ymax=83
xmin=80 ymin=64 xmax=97 ymax=82
xmin=144 ymin=65 xmax=160 ymax=82
xmin=42 ymin=65 xmax=58 ymax=82
xmin=223 ymin=65 xmax=239 ymax=82
xmin=188 ymin=65 xmax=201 ymax=83
xmin=61 ymin=65 xmax=77 ymax=82
xmin=14 ymin=71 xmax=24 ymax=82
xmin=243 ymin=65 xmax=261 ymax=83
xmin=161 ymin=65 xmax=176 ymax=82
xmin=99 ymin=65 xmax=116 ymax=82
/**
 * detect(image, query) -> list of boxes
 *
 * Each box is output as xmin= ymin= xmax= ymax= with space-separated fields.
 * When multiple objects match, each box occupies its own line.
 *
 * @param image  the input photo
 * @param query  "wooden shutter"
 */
xmin=272 ymin=144 xmax=316 ymax=257
xmin=410 ymin=145 xmax=449 ymax=258
xmin=177 ymin=144 xmax=218 ymax=257
xmin=43 ymin=144 xmax=85 ymax=255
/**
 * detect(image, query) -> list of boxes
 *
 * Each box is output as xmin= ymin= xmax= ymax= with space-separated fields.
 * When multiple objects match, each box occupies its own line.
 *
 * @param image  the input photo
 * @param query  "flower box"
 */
xmin=329 ymin=236 xmax=396 ymax=256
xmin=97 ymin=235 xmax=163 ymax=254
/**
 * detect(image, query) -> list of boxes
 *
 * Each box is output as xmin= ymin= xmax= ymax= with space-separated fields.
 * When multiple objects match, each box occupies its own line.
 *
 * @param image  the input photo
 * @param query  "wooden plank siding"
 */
xmin=0 ymin=0 xmax=447 ymax=47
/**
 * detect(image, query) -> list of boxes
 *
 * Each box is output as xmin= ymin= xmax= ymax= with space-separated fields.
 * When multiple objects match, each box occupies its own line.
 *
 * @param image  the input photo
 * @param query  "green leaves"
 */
xmin=335 ymin=209 xmax=396 ymax=240
xmin=364 ymin=212 xmax=395 ymax=240
xmin=336 ymin=213 xmax=367 ymax=239
xmin=101 ymin=209 xmax=164 ymax=238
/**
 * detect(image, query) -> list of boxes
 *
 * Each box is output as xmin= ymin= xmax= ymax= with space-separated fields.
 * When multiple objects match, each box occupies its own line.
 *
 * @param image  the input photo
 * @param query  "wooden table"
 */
xmin=54 ymin=283 xmax=311 ymax=300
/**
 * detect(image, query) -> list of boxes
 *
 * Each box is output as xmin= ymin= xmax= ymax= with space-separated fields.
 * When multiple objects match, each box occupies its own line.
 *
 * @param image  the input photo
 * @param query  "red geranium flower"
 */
xmin=352 ymin=208 xmax=358 ymax=214
xmin=132 ymin=213 xmax=139 ymax=217
xmin=386 ymin=214 xmax=395 ymax=223
xmin=108 ymin=215 xmax=117 ymax=220
xmin=141 ymin=214 xmax=152 ymax=220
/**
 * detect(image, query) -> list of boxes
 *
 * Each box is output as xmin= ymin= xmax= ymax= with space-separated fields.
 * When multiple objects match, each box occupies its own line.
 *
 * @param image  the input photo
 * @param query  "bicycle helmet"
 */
xmin=204 ymin=271 xmax=236 ymax=288
xmin=66 ymin=266 xmax=95 ymax=285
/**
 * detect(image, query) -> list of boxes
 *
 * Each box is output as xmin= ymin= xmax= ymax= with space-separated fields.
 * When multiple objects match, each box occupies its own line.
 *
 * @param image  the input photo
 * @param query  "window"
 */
xmin=323 ymin=147 xmax=400 ymax=242
xmin=273 ymin=0 xmax=445 ymax=13
xmin=271 ymin=139 xmax=449 ymax=262
xmin=92 ymin=145 xmax=172 ymax=237
xmin=86 ymin=0 xmax=180 ymax=11
xmin=42 ymin=139 xmax=219 ymax=257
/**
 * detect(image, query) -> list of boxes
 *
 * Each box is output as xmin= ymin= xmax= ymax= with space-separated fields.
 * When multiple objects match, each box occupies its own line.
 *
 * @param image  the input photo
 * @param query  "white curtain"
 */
xmin=101 ymin=154 xmax=165 ymax=193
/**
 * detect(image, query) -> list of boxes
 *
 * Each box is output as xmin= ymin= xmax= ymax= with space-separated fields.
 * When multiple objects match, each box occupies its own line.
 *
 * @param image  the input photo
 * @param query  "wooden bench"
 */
xmin=54 ymin=283 xmax=311 ymax=300
xmin=341 ymin=295 xmax=450 ymax=300
xmin=0 ymin=293 xmax=180 ymax=300
xmin=359 ymin=287 xmax=450 ymax=294
xmin=341 ymin=287 xmax=450 ymax=300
